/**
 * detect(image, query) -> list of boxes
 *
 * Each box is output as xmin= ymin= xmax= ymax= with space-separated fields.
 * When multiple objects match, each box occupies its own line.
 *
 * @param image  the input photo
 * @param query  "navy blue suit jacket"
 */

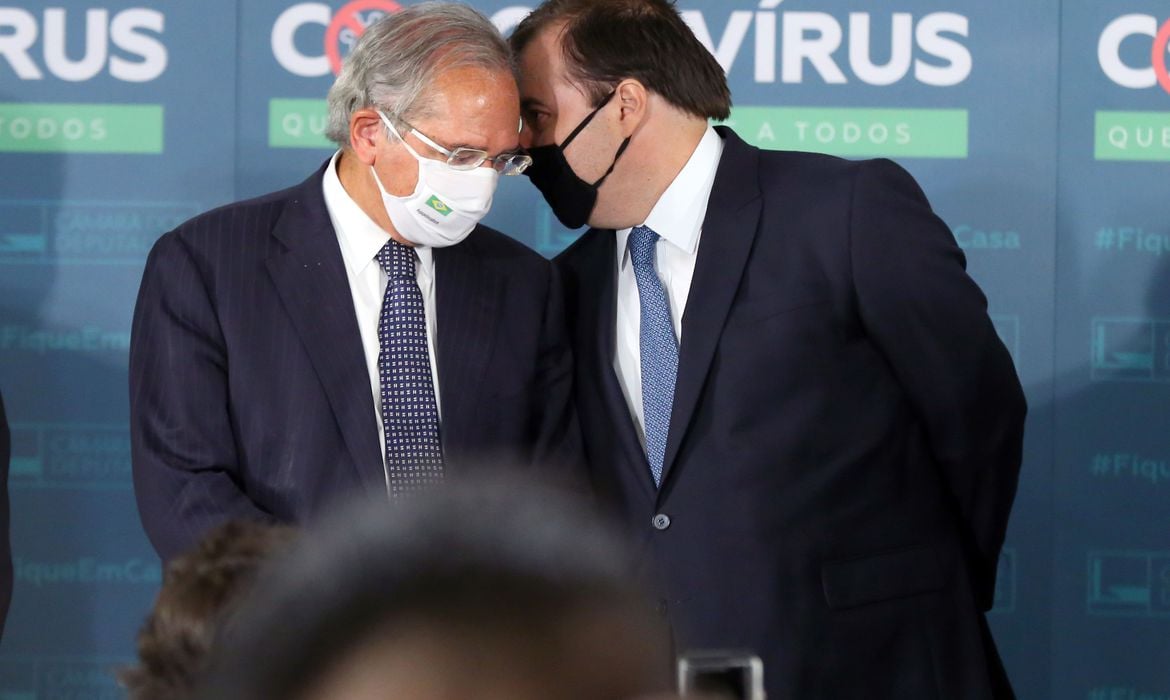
xmin=131 ymin=162 xmax=579 ymax=560
xmin=557 ymin=128 xmax=1026 ymax=699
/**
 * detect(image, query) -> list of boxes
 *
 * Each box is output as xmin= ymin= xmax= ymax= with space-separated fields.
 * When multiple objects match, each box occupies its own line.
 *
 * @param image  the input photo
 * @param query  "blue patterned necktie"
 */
xmin=629 ymin=225 xmax=679 ymax=487
xmin=376 ymin=240 xmax=443 ymax=497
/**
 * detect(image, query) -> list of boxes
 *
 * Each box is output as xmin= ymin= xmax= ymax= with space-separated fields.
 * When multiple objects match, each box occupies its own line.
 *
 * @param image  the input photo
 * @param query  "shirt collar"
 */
xmin=617 ymin=126 xmax=724 ymax=265
xmin=322 ymin=150 xmax=434 ymax=277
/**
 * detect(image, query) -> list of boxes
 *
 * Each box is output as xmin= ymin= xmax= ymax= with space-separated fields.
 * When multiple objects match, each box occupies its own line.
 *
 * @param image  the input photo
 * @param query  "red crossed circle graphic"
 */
xmin=1154 ymin=18 xmax=1170 ymax=94
xmin=325 ymin=0 xmax=403 ymax=76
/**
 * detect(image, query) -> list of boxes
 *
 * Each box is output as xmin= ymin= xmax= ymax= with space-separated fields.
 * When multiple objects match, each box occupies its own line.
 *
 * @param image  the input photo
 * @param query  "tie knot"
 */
xmin=376 ymin=239 xmax=416 ymax=280
xmin=629 ymin=225 xmax=659 ymax=268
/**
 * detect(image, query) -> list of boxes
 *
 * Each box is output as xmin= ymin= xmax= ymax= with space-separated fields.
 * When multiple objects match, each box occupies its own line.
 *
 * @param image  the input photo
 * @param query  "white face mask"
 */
xmin=371 ymin=112 xmax=499 ymax=248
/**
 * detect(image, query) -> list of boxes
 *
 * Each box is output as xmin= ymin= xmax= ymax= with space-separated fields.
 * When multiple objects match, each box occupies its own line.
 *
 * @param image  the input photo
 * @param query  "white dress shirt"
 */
xmin=321 ymin=151 xmax=442 ymax=476
xmin=614 ymin=126 xmax=724 ymax=448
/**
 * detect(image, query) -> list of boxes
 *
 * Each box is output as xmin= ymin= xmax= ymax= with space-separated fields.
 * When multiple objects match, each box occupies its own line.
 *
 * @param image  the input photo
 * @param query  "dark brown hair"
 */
xmin=118 ymin=520 xmax=296 ymax=700
xmin=510 ymin=0 xmax=731 ymax=120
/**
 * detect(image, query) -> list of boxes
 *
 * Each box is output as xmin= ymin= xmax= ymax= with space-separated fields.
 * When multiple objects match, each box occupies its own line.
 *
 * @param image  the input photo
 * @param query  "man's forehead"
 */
xmin=518 ymin=25 xmax=582 ymax=102
xmin=431 ymin=64 xmax=515 ymax=96
xmin=411 ymin=75 xmax=520 ymax=153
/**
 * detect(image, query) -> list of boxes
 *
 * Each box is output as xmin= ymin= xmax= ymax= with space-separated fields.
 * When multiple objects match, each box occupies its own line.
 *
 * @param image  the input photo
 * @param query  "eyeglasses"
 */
xmin=379 ymin=111 xmax=533 ymax=176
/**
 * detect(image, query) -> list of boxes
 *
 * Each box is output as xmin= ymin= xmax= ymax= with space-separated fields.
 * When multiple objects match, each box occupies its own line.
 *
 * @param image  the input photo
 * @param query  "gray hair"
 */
xmin=325 ymin=2 xmax=512 ymax=147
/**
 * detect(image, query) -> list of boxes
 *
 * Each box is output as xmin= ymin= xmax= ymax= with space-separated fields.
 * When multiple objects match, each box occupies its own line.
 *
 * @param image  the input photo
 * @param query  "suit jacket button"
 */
xmin=652 ymin=513 xmax=671 ymax=530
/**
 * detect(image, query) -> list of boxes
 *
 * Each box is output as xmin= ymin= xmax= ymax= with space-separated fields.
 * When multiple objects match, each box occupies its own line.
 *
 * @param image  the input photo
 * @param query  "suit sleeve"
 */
xmin=130 ymin=231 xmax=275 ymax=560
xmin=849 ymin=158 xmax=1026 ymax=611
xmin=529 ymin=260 xmax=587 ymax=489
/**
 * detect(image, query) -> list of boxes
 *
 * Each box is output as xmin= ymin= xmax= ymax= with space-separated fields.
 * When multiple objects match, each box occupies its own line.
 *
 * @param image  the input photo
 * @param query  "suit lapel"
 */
xmin=266 ymin=163 xmax=385 ymax=491
xmin=658 ymin=128 xmax=763 ymax=491
xmin=578 ymin=232 xmax=658 ymax=501
xmin=433 ymin=234 xmax=500 ymax=459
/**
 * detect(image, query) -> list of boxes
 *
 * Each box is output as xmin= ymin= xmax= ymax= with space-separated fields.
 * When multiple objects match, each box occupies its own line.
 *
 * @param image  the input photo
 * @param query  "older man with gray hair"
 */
xmin=130 ymin=2 xmax=579 ymax=560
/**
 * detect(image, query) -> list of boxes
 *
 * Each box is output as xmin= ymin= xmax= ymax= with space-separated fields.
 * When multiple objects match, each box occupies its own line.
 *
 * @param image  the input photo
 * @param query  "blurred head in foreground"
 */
xmin=119 ymin=520 xmax=297 ymax=700
xmin=196 ymin=478 xmax=672 ymax=700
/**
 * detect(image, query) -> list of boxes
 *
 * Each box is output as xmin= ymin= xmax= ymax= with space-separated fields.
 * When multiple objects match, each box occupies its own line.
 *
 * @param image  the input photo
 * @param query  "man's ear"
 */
xmin=615 ymin=79 xmax=648 ymax=137
xmin=349 ymin=109 xmax=385 ymax=165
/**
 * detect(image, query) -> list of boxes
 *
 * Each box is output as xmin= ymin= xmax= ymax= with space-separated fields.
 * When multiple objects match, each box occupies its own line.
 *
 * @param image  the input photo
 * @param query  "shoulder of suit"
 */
xmin=757 ymin=147 xmax=865 ymax=177
xmin=749 ymin=148 xmax=919 ymax=198
xmin=165 ymin=178 xmax=308 ymax=248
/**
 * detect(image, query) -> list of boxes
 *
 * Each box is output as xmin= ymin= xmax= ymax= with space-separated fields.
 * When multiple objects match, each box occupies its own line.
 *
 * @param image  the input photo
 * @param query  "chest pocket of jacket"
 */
xmin=725 ymin=297 xmax=833 ymax=327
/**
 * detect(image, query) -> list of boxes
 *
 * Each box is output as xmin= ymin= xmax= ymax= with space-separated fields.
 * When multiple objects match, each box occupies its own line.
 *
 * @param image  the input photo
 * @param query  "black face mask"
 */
xmin=524 ymin=89 xmax=632 ymax=229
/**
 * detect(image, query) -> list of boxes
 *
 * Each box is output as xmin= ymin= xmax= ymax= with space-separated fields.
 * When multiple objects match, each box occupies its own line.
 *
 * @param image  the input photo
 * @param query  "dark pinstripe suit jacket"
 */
xmin=130 ymin=162 xmax=580 ymax=559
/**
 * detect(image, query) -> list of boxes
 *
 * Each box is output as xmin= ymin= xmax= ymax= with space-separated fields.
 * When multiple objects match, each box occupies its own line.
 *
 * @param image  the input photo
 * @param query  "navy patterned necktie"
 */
xmin=376 ymin=240 xmax=443 ymax=497
xmin=629 ymin=225 xmax=679 ymax=487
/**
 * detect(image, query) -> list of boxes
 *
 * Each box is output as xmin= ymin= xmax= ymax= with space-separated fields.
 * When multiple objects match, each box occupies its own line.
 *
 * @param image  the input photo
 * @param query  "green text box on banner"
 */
xmin=0 ymin=103 xmax=163 ymax=154
xmin=718 ymin=107 xmax=969 ymax=159
xmin=1095 ymin=111 xmax=1170 ymax=162
xmin=270 ymin=99 xmax=332 ymax=149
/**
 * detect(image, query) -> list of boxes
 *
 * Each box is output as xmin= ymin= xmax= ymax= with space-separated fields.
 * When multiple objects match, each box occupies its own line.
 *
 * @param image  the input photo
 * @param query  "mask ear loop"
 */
xmin=378 ymin=111 xmax=425 ymax=162
xmin=591 ymin=136 xmax=632 ymax=188
xmin=559 ymin=88 xmax=619 ymax=151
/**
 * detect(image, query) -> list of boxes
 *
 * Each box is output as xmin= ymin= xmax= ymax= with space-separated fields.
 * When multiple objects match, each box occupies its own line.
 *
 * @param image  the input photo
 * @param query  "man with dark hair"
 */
xmin=119 ymin=520 xmax=296 ymax=700
xmin=511 ymin=1 xmax=1027 ymax=697
xmin=131 ymin=3 xmax=579 ymax=560
xmin=195 ymin=480 xmax=673 ymax=700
